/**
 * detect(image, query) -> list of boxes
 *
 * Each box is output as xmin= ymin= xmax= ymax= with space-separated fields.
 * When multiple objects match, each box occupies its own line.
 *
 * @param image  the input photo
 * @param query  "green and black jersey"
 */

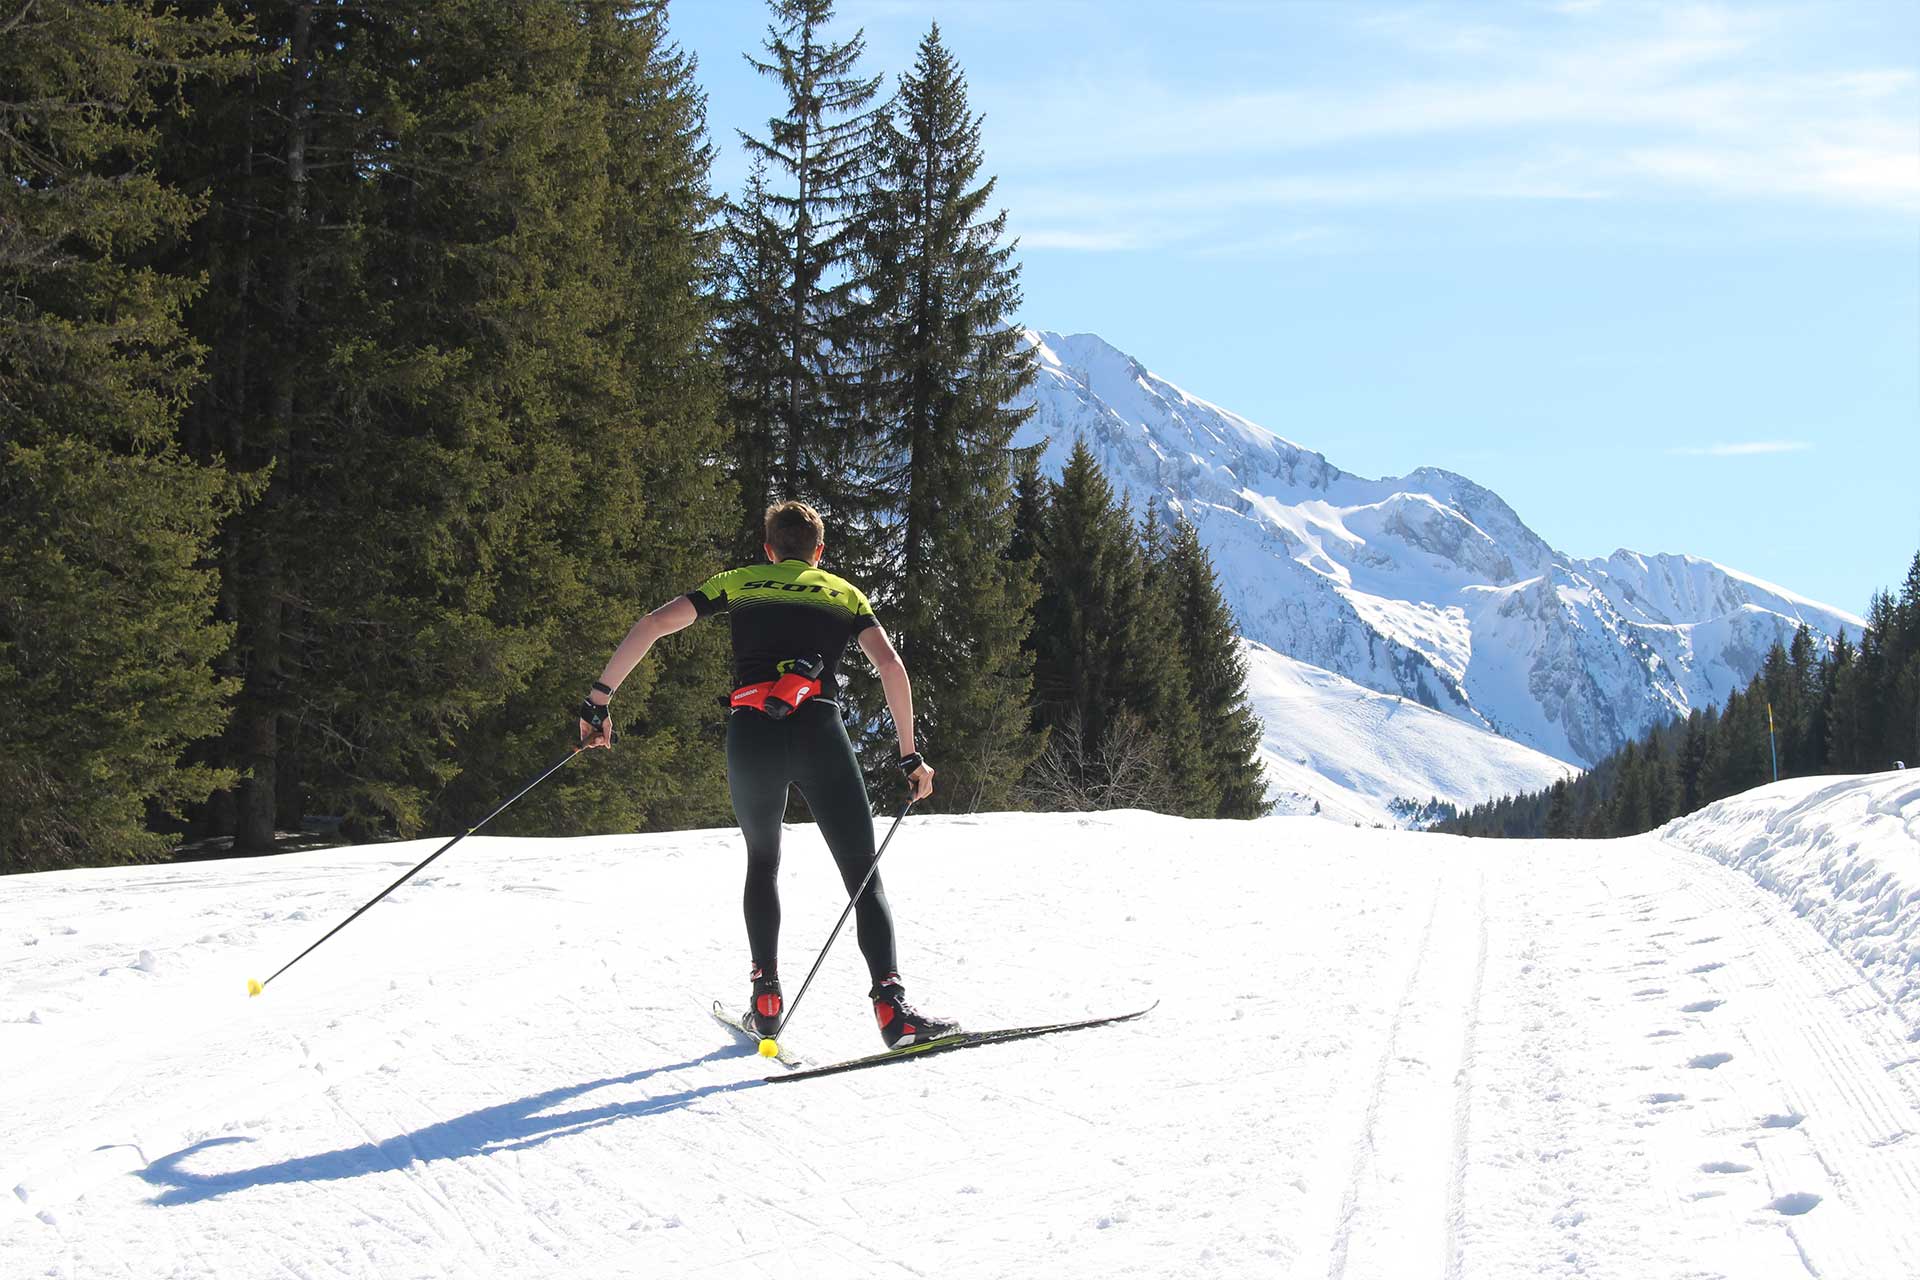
xmin=686 ymin=559 xmax=879 ymax=694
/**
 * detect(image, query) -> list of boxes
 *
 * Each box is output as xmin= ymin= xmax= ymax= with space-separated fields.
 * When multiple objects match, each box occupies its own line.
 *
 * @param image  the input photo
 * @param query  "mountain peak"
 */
xmin=1010 ymin=326 xmax=1861 ymax=765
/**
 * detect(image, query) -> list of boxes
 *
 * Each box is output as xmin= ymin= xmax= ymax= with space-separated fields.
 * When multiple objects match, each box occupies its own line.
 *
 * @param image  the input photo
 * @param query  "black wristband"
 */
xmin=591 ymin=680 xmax=615 ymax=699
xmin=897 ymin=752 xmax=924 ymax=776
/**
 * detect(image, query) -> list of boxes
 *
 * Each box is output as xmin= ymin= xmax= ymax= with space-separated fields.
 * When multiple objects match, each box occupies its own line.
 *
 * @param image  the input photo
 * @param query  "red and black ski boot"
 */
xmin=870 ymin=976 xmax=958 ymax=1048
xmin=746 ymin=965 xmax=782 ymax=1035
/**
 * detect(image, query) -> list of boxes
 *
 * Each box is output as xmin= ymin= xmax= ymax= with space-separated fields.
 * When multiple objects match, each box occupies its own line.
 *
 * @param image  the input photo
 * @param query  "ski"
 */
xmin=709 ymin=999 xmax=806 ymax=1069
xmin=763 ymin=1001 xmax=1157 ymax=1084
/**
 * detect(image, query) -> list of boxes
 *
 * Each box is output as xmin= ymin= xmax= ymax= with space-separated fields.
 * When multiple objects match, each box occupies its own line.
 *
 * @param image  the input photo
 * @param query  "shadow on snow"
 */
xmin=138 ymin=1044 xmax=761 ymax=1206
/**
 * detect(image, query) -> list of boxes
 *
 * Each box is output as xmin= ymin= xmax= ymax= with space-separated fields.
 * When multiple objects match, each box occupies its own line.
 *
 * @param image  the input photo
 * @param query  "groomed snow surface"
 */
xmin=6 ymin=773 xmax=1920 ymax=1279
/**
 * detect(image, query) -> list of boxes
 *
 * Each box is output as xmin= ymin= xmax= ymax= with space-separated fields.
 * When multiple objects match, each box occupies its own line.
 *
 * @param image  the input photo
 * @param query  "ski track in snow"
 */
xmin=3 ymin=781 xmax=1919 ymax=1279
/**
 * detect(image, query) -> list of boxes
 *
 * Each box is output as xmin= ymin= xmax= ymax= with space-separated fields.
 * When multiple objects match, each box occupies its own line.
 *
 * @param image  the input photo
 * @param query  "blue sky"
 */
xmin=670 ymin=1 xmax=1919 ymax=619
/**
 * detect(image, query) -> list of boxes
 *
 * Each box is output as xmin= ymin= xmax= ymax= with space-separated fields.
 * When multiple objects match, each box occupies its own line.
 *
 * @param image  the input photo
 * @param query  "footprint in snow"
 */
xmin=1633 ymin=988 xmax=1668 ymax=998
xmin=1690 ymin=936 xmax=1721 ymax=945
xmin=1768 ymin=1193 xmax=1821 ymax=1216
xmin=1699 ymin=1161 xmax=1753 ymax=1174
xmin=1645 ymin=1092 xmax=1687 ymax=1105
xmin=1688 ymin=1053 xmax=1734 ymax=1070
xmin=1689 ymin=962 xmax=1725 ymax=974
xmin=1758 ymin=1113 xmax=1804 ymax=1129
xmin=1681 ymin=1000 xmax=1724 ymax=1013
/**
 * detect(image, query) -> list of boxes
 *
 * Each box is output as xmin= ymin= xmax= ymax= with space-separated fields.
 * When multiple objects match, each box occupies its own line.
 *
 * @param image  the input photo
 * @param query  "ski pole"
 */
xmin=765 ymin=797 xmax=913 ymax=1047
xmin=247 ymin=746 xmax=587 ymax=997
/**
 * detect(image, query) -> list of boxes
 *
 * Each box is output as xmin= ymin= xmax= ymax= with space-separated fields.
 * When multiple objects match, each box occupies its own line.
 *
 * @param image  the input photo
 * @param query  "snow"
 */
xmin=1241 ymin=640 xmax=1575 ymax=826
xmin=1012 ymin=329 xmax=1863 ymax=769
xmin=7 ymin=778 xmax=1920 ymax=1277
xmin=1663 ymin=771 xmax=1920 ymax=1036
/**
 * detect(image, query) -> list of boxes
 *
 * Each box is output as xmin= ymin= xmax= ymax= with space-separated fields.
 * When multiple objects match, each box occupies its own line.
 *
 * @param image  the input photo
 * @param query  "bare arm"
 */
xmin=859 ymin=624 xmax=933 ymax=800
xmin=579 ymin=596 xmax=699 ymax=748
xmin=596 ymin=595 xmax=699 ymax=694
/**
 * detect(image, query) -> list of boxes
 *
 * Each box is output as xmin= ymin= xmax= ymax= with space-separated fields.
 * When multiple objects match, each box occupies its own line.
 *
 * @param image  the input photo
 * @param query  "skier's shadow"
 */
xmin=138 ymin=1043 xmax=761 ymax=1206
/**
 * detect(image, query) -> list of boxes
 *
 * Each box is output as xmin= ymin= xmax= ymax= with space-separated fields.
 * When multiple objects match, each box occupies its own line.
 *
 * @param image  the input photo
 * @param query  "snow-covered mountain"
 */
xmin=1015 ymin=330 xmax=1864 ymax=766
xmin=1241 ymin=640 xmax=1575 ymax=826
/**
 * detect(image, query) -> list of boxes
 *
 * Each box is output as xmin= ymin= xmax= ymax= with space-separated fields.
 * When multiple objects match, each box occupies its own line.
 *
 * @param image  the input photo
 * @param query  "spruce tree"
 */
xmin=1824 ymin=632 xmax=1860 ymax=771
xmin=160 ymin=2 xmax=734 ymax=843
xmin=1163 ymin=515 xmax=1271 ymax=818
xmin=735 ymin=0 xmax=880 ymax=520
xmin=1135 ymin=505 xmax=1214 ymax=817
xmin=851 ymin=24 xmax=1040 ymax=811
xmin=156 ymin=0 xmax=393 ymax=848
xmin=1024 ymin=444 xmax=1181 ymax=811
xmin=0 ymin=2 xmax=251 ymax=870
xmin=461 ymin=1 xmax=736 ymax=838
xmin=719 ymin=159 xmax=789 ymax=563
xmin=1544 ymin=779 xmax=1574 ymax=837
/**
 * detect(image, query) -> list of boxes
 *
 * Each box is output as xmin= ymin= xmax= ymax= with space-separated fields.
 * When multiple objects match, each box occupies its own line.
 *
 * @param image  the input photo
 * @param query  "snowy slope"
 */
xmin=1241 ymin=639 xmax=1576 ymax=826
xmin=1013 ymin=330 xmax=1864 ymax=766
xmin=7 ymin=782 xmax=1920 ymax=1279
xmin=1663 ymin=770 xmax=1920 ymax=1034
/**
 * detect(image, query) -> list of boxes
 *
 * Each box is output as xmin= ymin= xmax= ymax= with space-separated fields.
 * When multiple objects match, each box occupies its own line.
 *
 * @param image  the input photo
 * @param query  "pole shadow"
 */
xmin=139 ymin=1043 xmax=762 ymax=1206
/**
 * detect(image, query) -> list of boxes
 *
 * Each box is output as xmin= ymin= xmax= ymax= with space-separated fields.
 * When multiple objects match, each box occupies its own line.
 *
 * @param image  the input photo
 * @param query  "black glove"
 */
xmin=578 ymin=681 xmax=613 ymax=742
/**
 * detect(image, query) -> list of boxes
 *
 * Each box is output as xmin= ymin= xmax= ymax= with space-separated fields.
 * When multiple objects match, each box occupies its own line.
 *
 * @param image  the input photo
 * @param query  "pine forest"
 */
xmin=1 ymin=0 xmax=1269 ymax=873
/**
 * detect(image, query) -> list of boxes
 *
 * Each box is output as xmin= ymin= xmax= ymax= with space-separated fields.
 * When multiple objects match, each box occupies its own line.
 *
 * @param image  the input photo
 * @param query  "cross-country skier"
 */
xmin=578 ymin=501 xmax=954 ymax=1048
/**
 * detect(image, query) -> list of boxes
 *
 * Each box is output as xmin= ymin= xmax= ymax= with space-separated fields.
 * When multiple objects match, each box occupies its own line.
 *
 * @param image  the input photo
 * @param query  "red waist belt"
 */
xmin=730 ymin=664 xmax=823 ymax=719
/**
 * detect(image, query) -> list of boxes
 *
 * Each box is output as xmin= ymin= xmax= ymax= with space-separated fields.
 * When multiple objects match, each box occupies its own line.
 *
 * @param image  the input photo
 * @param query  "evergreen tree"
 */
xmin=849 ymin=23 xmax=1039 ymax=811
xmin=1824 ymin=632 xmax=1860 ymax=772
xmin=719 ymin=159 xmax=788 ymax=563
xmin=1890 ymin=553 xmax=1920 ymax=767
xmin=734 ymin=0 xmax=880 ymax=519
xmin=160 ymin=2 xmax=733 ymax=843
xmin=1856 ymin=591 xmax=1895 ymax=768
xmin=1609 ymin=741 xmax=1646 ymax=835
xmin=163 ymin=0 xmax=391 ymax=848
xmin=1677 ymin=709 xmax=1710 ymax=811
xmin=1025 ymin=443 xmax=1159 ymax=809
xmin=1135 ymin=505 xmax=1214 ymax=817
xmin=0 ymin=1 xmax=250 ymax=870
xmin=463 ymin=1 xmax=736 ymax=838
xmin=1007 ymin=446 xmax=1049 ymax=570
xmin=1544 ymin=779 xmax=1574 ymax=837
xmin=1162 ymin=516 xmax=1270 ymax=818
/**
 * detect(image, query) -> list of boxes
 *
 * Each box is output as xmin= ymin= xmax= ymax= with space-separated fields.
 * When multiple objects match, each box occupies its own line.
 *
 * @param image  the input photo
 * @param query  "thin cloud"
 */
xmin=983 ymin=3 xmax=1920 ymax=231
xmin=1666 ymin=441 xmax=1814 ymax=457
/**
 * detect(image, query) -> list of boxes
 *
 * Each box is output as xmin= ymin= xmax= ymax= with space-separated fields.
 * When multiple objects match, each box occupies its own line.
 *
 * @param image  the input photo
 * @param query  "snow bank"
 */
xmin=1661 ymin=772 xmax=1920 ymax=1035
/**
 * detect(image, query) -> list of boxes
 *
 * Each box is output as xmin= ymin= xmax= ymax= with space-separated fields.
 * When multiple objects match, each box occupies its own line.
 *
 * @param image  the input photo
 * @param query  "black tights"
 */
xmin=726 ymin=700 xmax=896 ymax=987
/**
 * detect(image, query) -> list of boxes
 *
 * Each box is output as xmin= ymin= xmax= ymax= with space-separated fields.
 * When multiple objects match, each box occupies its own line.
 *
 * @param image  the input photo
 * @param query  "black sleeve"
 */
xmin=686 ymin=589 xmax=727 ymax=619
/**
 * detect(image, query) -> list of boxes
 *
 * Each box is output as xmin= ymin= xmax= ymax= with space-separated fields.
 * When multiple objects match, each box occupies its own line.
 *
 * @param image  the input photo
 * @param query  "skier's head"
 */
xmin=764 ymin=500 xmax=825 ymax=565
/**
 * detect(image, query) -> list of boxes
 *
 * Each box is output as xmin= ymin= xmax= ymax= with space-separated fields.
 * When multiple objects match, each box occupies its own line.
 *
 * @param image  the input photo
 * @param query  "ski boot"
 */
xmin=870 ymin=975 xmax=958 ymax=1048
xmin=746 ymin=965 xmax=782 ymax=1035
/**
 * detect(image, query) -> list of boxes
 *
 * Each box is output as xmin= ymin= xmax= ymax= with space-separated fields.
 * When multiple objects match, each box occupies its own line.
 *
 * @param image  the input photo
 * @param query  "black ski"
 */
xmin=763 ymin=1001 xmax=1157 ymax=1084
xmin=709 ymin=999 xmax=806 ymax=1068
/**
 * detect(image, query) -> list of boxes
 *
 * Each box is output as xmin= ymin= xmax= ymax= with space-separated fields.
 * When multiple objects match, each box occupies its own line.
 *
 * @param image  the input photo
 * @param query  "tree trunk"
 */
xmin=237 ymin=1 xmax=313 ymax=852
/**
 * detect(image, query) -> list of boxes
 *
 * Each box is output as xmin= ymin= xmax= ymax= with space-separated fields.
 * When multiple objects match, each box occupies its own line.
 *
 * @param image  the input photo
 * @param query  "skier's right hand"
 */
xmin=899 ymin=752 xmax=934 ymax=802
xmin=578 ymin=695 xmax=614 ymax=749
